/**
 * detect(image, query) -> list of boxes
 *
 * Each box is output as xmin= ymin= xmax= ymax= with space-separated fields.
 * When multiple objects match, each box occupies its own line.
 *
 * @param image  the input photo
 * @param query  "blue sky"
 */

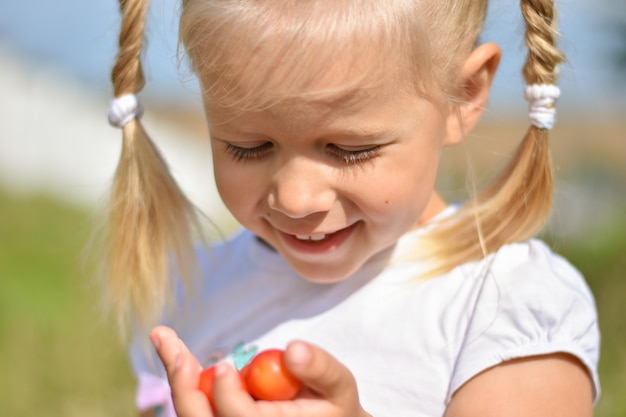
xmin=1 ymin=0 xmax=624 ymax=114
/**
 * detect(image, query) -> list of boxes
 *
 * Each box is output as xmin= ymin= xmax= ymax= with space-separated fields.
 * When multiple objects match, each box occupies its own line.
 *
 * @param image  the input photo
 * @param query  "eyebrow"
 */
xmin=211 ymin=122 xmax=400 ymax=146
xmin=321 ymin=127 xmax=397 ymax=141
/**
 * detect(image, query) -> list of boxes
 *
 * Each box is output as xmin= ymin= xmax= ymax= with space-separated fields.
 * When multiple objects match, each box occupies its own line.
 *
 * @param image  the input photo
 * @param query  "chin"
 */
xmin=291 ymin=262 xmax=360 ymax=284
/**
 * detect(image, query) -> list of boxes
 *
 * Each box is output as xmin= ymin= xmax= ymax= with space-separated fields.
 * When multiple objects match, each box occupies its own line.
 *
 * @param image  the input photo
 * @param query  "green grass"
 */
xmin=546 ymin=220 xmax=626 ymax=417
xmin=0 ymin=190 xmax=135 ymax=417
xmin=0 ymin=189 xmax=624 ymax=416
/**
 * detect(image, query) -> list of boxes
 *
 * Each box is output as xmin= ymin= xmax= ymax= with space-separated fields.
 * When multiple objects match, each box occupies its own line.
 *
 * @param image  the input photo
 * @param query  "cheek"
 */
xmin=371 ymin=149 xmax=441 ymax=208
xmin=214 ymin=173 xmax=237 ymax=211
xmin=212 ymin=159 xmax=261 ymax=218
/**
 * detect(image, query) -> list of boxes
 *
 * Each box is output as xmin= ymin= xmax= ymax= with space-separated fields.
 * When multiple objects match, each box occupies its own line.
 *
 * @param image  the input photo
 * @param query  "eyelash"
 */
xmin=225 ymin=142 xmax=274 ymax=162
xmin=224 ymin=142 xmax=381 ymax=165
xmin=326 ymin=144 xmax=381 ymax=165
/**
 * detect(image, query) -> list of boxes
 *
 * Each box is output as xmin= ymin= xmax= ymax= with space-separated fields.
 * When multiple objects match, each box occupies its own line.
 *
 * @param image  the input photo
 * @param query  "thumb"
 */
xmin=284 ymin=341 xmax=359 ymax=405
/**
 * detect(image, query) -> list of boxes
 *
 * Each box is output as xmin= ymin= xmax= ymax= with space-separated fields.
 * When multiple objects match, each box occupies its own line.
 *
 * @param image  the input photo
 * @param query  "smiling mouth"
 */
xmin=280 ymin=224 xmax=357 ymax=255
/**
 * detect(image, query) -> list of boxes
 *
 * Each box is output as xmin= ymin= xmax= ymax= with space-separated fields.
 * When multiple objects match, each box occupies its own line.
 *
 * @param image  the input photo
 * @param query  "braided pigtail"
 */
xmin=419 ymin=0 xmax=565 ymax=274
xmin=106 ymin=0 xmax=200 ymax=331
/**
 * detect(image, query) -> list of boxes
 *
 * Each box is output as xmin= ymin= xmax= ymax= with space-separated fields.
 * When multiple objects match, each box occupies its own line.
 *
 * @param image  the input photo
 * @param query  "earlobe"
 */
xmin=444 ymin=43 xmax=501 ymax=146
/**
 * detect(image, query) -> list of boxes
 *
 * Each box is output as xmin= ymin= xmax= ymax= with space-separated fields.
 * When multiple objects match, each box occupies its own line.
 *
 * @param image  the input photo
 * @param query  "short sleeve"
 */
xmin=447 ymin=240 xmax=600 ymax=402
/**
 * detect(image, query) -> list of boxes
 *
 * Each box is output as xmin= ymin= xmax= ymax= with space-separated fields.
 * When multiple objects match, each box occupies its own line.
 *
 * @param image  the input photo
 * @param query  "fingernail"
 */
xmin=215 ymin=361 xmax=230 ymax=377
xmin=150 ymin=332 xmax=161 ymax=349
xmin=289 ymin=341 xmax=312 ymax=366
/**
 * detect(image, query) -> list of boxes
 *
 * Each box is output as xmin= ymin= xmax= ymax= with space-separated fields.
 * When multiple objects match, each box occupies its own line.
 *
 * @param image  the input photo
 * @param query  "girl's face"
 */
xmin=205 ymin=72 xmax=451 ymax=283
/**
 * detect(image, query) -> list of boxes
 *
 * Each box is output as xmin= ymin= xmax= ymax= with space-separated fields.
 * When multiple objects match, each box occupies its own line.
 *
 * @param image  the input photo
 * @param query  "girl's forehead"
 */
xmin=205 ymin=75 xmax=430 ymax=142
xmin=198 ymin=35 xmax=422 ymax=115
xmin=186 ymin=2 xmax=437 ymax=112
xmin=200 ymin=56 xmax=410 ymax=119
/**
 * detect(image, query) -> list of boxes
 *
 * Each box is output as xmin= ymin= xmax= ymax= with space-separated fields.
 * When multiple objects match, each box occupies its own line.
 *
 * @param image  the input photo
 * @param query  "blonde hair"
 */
xmin=179 ymin=0 xmax=487 ymax=111
xmin=105 ymin=0 xmax=564 ymax=329
xmin=420 ymin=0 xmax=565 ymax=275
xmin=106 ymin=0 xmax=201 ymax=330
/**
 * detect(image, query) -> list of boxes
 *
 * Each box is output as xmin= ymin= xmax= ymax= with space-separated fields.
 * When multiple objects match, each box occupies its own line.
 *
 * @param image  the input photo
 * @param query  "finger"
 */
xmin=212 ymin=362 xmax=258 ymax=417
xmin=284 ymin=341 xmax=359 ymax=405
xmin=150 ymin=326 xmax=213 ymax=417
xmin=150 ymin=326 xmax=184 ymax=376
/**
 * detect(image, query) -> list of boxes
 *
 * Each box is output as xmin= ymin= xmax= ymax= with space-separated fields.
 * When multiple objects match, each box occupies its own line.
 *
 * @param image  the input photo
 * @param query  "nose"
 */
xmin=267 ymin=158 xmax=336 ymax=219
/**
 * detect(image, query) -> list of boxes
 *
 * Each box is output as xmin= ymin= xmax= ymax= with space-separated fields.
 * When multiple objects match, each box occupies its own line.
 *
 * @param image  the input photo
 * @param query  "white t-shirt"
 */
xmin=131 ymin=226 xmax=600 ymax=417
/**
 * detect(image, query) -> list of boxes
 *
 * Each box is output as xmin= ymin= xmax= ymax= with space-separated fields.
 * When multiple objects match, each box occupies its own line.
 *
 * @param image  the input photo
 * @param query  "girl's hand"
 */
xmin=150 ymin=326 xmax=372 ymax=417
xmin=150 ymin=326 xmax=214 ymax=417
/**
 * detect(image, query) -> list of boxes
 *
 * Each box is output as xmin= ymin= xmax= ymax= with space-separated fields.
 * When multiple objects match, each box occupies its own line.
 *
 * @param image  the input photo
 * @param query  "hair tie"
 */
xmin=524 ymin=84 xmax=561 ymax=130
xmin=108 ymin=94 xmax=144 ymax=128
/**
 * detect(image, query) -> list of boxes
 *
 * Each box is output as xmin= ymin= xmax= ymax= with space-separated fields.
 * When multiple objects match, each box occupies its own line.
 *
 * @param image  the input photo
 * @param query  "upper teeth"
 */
xmin=296 ymin=234 xmax=326 ymax=241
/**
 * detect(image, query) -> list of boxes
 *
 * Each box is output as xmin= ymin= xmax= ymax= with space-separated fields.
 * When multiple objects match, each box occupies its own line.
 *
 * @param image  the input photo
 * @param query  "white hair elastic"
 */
xmin=524 ymin=84 xmax=561 ymax=130
xmin=108 ymin=94 xmax=144 ymax=128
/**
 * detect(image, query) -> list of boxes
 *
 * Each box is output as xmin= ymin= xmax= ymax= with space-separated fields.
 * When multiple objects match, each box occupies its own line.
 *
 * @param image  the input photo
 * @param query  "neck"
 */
xmin=412 ymin=192 xmax=447 ymax=230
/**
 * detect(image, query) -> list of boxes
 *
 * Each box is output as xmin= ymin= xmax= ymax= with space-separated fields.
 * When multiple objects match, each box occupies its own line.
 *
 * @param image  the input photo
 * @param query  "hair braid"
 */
xmin=418 ymin=0 xmax=565 ymax=275
xmin=106 ymin=0 xmax=200 ymax=332
xmin=521 ymin=0 xmax=565 ymax=84
xmin=111 ymin=0 xmax=147 ymax=95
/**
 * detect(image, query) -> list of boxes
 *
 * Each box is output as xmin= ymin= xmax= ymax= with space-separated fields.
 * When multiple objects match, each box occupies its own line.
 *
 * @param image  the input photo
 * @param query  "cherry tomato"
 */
xmin=198 ymin=366 xmax=218 ymax=409
xmin=198 ymin=365 xmax=246 ymax=409
xmin=241 ymin=349 xmax=302 ymax=401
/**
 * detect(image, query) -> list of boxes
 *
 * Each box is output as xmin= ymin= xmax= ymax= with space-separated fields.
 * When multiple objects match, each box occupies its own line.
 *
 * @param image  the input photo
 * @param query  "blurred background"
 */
xmin=0 ymin=0 xmax=624 ymax=416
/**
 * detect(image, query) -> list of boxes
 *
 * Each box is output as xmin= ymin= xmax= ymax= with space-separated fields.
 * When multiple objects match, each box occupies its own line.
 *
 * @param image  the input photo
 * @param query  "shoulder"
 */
xmin=448 ymin=239 xmax=600 ymax=403
xmin=489 ymin=239 xmax=589 ymax=286
xmin=450 ymin=239 xmax=597 ymax=311
xmin=481 ymin=239 xmax=597 ymax=306
xmin=480 ymin=240 xmax=598 ymax=334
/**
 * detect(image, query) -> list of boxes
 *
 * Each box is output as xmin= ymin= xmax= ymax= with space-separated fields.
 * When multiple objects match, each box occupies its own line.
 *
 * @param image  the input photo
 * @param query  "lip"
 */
xmin=278 ymin=223 xmax=357 ymax=256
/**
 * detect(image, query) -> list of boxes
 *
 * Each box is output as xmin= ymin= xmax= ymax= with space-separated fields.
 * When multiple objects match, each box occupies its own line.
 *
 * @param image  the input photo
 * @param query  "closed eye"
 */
xmin=326 ymin=144 xmax=382 ymax=165
xmin=225 ymin=142 xmax=274 ymax=162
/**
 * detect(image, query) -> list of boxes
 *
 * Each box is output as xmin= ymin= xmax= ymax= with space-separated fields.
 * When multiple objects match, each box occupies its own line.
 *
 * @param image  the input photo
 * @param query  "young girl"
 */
xmin=105 ymin=0 xmax=600 ymax=416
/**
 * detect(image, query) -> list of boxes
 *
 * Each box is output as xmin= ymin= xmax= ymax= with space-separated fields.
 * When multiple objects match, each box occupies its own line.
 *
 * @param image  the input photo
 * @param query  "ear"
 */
xmin=444 ymin=42 xmax=501 ymax=146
